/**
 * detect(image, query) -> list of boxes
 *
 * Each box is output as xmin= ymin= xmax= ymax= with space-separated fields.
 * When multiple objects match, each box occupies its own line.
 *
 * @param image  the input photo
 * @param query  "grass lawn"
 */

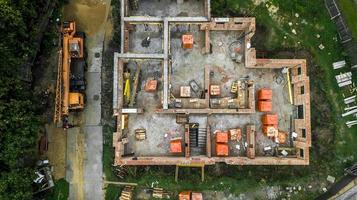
xmin=103 ymin=125 xmax=121 ymax=200
xmin=103 ymin=0 xmax=357 ymax=199
xmin=338 ymin=0 xmax=357 ymax=41
xmin=45 ymin=179 xmax=69 ymax=200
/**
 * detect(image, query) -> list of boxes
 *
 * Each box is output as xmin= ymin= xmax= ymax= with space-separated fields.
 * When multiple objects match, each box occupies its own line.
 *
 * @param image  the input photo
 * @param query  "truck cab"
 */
xmin=69 ymin=92 xmax=84 ymax=110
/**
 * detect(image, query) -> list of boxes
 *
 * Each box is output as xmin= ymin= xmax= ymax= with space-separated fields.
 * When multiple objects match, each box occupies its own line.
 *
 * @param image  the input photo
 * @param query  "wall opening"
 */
xmin=300 ymin=85 xmax=305 ymax=94
xmin=297 ymin=105 xmax=304 ymax=119
xmin=301 ymin=128 xmax=306 ymax=138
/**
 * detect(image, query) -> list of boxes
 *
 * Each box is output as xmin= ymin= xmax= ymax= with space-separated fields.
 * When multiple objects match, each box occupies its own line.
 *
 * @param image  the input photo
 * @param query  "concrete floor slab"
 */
xmin=125 ymin=25 xmax=294 ymax=157
xmin=130 ymin=0 xmax=205 ymax=17
xmin=127 ymin=113 xmax=184 ymax=156
xmin=129 ymin=24 xmax=163 ymax=54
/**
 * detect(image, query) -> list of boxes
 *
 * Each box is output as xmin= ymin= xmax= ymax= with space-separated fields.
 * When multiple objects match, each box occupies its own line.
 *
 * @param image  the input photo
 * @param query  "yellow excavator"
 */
xmin=54 ymin=21 xmax=86 ymax=126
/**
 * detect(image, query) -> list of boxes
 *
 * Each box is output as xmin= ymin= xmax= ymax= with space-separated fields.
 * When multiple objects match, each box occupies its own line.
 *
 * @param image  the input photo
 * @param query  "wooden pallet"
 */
xmin=152 ymin=187 xmax=164 ymax=199
xmin=119 ymin=186 xmax=135 ymax=200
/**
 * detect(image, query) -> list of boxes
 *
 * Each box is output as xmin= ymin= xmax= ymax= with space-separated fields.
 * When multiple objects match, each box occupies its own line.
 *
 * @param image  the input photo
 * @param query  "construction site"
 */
xmin=112 ymin=0 xmax=311 ymax=166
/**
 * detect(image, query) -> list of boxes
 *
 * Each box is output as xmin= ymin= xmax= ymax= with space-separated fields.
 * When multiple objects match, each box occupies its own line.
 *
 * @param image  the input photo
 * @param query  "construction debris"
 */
xmin=327 ymin=175 xmax=336 ymax=183
xmin=229 ymin=128 xmax=242 ymax=141
xmin=342 ymin=109 xmax=357 ymax=117
xmin=145 ymin=79 xmax=158 ymax=92
xmin=344 ymin=95 xmax=356 ymax=104
xmin=180 ymin=86 xmax=191 ymax=97
xmin=119 ymin=185 xmax=135 ymax=200
xmin=135 ymin=129 xmax=146 ymax=141
xmin=182 ymin=34 xmax=194 ymax=49
xmin=335 ymin=72 xmax=352 ymax=87
xmin=346 ymin=120 xmax=357 ymax=128
xmin=152 ymin=187 xmax=167 ymax=199
xmin=332 ymin=60 xmax=346 ymax=69
xmin=170 ymin=138 xmax=183 ymax=153
xmin=210 ymin=85 xmax=221 ymax=96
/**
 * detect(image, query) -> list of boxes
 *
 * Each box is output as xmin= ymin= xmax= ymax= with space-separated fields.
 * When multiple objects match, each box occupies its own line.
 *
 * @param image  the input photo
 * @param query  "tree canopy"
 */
xmin=0 ymin=0 xmax=50 ymax=199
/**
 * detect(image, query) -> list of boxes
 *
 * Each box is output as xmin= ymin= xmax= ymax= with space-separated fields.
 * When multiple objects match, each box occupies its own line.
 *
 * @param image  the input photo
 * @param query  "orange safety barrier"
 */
xmin=170 ymin=139 xmax=182 ymax=153
xmin=216 ymin=131 xmax=228 ymax=143
xmin=262 ymin=125 xmax=278 ymax=136
xmin=182 ymin=34 xmax=193 ymax=49
xmin=258 ymin=100 xmax=272 ymax=112
xmin=262 ymin=114 xmax=278 ymax=125
xmin=258 ymin=88 xmax=272 ymax=100
xmin=216 ymin=143 xmax=229 ymax=156
xmin=179 ymin=191 xmax=191 ymax=200
xmin=144 ymin=79 xmax=157 ymax=92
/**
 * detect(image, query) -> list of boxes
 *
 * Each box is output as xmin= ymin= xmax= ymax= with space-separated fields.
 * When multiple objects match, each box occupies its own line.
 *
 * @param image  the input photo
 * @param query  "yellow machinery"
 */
xmin=123 ymin=72 xmax=131 ymax=104
xmin=54 ymin=21 xmax=86 ymax=124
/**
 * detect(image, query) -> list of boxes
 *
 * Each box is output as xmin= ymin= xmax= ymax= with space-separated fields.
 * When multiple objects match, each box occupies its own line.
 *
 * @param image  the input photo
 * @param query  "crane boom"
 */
xmin=54 ymin=21 xmax=85 ymax=125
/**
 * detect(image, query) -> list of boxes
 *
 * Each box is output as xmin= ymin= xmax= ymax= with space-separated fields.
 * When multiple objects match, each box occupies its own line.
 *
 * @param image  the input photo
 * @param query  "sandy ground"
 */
xmin=45 ymin=124 xmax=66 ymax=179
xmin=66 ymin=127 xmax=85 ymax=200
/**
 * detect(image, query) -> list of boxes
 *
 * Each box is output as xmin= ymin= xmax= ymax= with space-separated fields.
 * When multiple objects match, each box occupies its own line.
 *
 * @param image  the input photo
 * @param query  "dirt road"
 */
xmin=45 ymin=124 xmax=66 ymax=179
xmin=63 ymin=0 xmax=112 ymax=199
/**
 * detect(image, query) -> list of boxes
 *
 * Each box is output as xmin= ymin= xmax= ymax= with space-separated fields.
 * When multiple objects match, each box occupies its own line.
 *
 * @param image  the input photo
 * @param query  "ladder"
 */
xmin=54 ymin=49 xmax=63 ymax=123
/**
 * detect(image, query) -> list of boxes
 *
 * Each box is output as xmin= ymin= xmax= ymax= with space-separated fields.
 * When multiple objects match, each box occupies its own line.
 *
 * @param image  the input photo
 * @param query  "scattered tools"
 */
xmin=141 ymin=36 xmax=151 ymax=47
xmin=229 ymin=128 xmax=242 ymax=141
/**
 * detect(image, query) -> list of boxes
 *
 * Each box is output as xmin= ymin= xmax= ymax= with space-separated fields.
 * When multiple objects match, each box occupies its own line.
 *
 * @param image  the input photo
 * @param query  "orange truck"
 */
xmin=54 ymin=21 xmax=86 ymax=125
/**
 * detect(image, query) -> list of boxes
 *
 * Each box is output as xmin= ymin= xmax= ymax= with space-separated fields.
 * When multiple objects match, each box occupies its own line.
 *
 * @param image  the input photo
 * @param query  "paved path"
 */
xmin=83 ymin=43 xmax=104 ymax=200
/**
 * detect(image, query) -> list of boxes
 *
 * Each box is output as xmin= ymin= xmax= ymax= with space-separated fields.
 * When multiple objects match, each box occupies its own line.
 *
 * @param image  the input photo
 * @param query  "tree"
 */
xmin=0 ymin=0 xmax=53 ymax=199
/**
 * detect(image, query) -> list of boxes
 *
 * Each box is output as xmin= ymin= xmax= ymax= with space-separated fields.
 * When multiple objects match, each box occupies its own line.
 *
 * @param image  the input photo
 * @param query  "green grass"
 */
xmin=46 ymin=179 xmax=69 ymax=200
xmin=338 ymin=0 xmax=357 ymax=41
xmin=103 ymin=125 xmax=122 ymax=200
xmin=102 ymin=0 xmax=357 ymax=199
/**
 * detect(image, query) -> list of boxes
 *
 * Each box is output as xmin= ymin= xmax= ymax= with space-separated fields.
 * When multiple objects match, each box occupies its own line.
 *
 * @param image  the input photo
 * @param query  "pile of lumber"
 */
xmin=335 ymin=72 xmax=352 ymax=87
xmin=119 ymin=186 xmax=135 ymax=200
xmin=332 ymin=60 xmax=346 ymax=70
xmin=135 ymin=129 xmax=146 ymax=141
